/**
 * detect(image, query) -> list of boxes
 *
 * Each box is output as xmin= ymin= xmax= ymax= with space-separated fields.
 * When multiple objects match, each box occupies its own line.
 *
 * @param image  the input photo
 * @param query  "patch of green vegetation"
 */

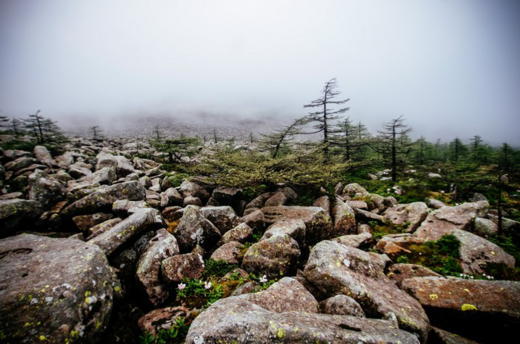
xmin=202 ymin=259 xmax=239 ymax=279
xmin=139 ymin=316 xmax=190 ymax=344
xmin=164 ymin=172 xmax=191 ymax=188
xmin=394 ymin=235 xmax=463 ymax=277
xmin=489 ymin=234 xmax=520 ymax=266
xmin=369 ymin=221 xmax=409 ymax=240
xmin=176 ymin=278 xmax=224 ymax=308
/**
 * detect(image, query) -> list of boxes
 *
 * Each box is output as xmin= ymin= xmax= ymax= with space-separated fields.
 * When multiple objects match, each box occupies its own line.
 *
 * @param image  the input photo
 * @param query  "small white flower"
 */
xmin=177 ymin=283 xmax=186 ymax=290
xmin=259 ymin=275 xmax=268 ymax=283
xmin=343 ymin=259 xmax=351 ymax=268
xmin=204 ymin=281 xmax=212 ymax=290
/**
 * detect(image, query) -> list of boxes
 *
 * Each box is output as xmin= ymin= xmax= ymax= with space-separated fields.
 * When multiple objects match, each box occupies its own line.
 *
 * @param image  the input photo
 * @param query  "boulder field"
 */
xmin=0 ymin=141 xmax=518 ymax=344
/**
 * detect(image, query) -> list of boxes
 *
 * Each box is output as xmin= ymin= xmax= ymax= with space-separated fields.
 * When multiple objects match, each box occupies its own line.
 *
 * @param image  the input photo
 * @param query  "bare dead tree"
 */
xmin=303 ymin=78 xmax=350 ymax=157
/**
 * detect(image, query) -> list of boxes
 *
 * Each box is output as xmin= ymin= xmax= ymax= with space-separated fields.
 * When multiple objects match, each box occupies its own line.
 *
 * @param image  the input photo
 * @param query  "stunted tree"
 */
xmin=153 ymin=125 xmax=163 ymax=140
xmin=11 ymin=117 xmax=23 ymax=136
xmin=330 ymin=117 xmax=369 ymax=161
xmin=449 ymin=138 xmax=468 ymax=162
xmin=303 ymin=78 xmax=350 ymax=157
xmin=373 ymin=116 xmax=412 ymax=182
xmin=24 ymin=110 xmax=65 ymax=145
xmin=151 ymin=136 xmax=201 ymax=163
xmin=260 ymin=117 xmax=308 ymax=159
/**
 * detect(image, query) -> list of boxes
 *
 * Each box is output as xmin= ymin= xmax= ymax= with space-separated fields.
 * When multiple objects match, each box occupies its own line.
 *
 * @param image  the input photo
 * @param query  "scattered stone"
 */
xmin=160 ymin=187 xmax=183 ymax=207
xmin=0 ymin=199 xmax=43 ymax=237
xmin=112 ymin=199 xmax=150 ymax=215
xmin=218 ymin=222 xmax=253 ymax=246
xmin=245 ymin=192 xmax=273 ymax=209
xmin=179 ymin=180 xmax=209 ymax=202
xmin=210 ymin=241 xmax=244 ymax=265
xmin=473 ymin=217 xmax=498 ymax=237
xmin=429 ymin=327 xmax=479 ymax=344
xmin=33 ymin=145 xmax=56 ymax=166
xmin=85 ymin=218 xmax=122 ymax=241
xmin=313 ymin=195 xmax=331 ymax=215
xmin=183 ymin=195 xmax=202 ymax=207
xmin=138 ymin=306 xmax=191 ymax=336
xmin=427 ymin=198 xmax=446 ymax=209
xmin=161 ymin=206 xmax=183 ymax=222
xmin=241 ymin=209 xmax=265 ymax=232
xmin=319 ymin=294 xmax=366 ymax=318
xmin=342 ymin=183 xmax=368 ymax=198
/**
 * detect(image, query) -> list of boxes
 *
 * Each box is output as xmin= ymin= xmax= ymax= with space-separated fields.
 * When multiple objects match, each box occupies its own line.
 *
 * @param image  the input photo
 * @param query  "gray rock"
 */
xmin=210 ymin=241 xmax=244 ymax=264
xmin=174 ymin=205 xmax=221 ymax=252
xmin=245 ymin=192 xmax=273 ymax=209
xmin=0 ymin=199 xmax=43 ymax=237
xmin=427 ymin=198 xmax=446 ymax=209
xmin=473 ymin=217 xmax=498 ymax=237
xmin=68 ymin=163 xmax=92 ymax=179
xmin=333 ymin=197 xmax=357 ymax=236
xmin=95 ymin=152 xmax=117 ymax=171
xmin=261 ymin=206 xmax=332 ymax=245
xmin=236 ymin=277 xmax=319 ymax=314
xmin=261 ymin=218 xmax=306 ymax=246
xmin=72 ymin=212 xmax=114 ymax=233
xmin=28 ymin=169 xmax=66 ymax=209
xmin=160 ymin=187 xmax=183 ymax=207
xmin=85 ymin=218 xmax=122 ymax=241
xmin=183 ymin=195 xmax=202 ymax=206
xmin=242 ymin=234 xmax=300 ymax=279
xmin=161 ymin=206 xmax=183 ymax=222
xmin=303 ymin=240 xmax=430 ymax=342
xmin=136 ymin=229 xmax=180 ymax=306
xmin=112 ymin=199 xmax=150 ymax=215
xmin=33 ymin=145 xmax=56 ymax=166
xmin=218 ymin=222 xmax=253 ymax=246
xmin=114 ymin=155 xmax=135 ymax=177
xmin=264 ymin=191 xmax=289 ymax=207
xmin=88 ymin=208 xmax=163 ymax=256
xmin=4 ymin=156 xmax=35 ymax=172
xmin=0 ymin=234 xmax=117 ymax=344
xmin=200 ymin=206 xmax=241 ymax=235
xmin=430 ymin=327 xmax=479 ymax=344
xmin=179 ymin=180 xmax=209 ymax=202
xmin=241 ymin=209 xmax=265 ymax=232
xmin=331 ymin=232 xmax=373 ymax=249
xmin=383 ymin=202 xmax=429 ymax=232
xmin=313 ymin=195 xmax=331 ymax=215
xmin=138 ymin=306 xmax=191 ymax=336
xmin=211 ymin=186 xmax=242 ymax=205
xmin=319 ymin=294 xmax=366 ymax=317
xmin=185 ymin=297 xmax=420 ymax=344
xmin=342 ymin=183 xmax=368 ymax=198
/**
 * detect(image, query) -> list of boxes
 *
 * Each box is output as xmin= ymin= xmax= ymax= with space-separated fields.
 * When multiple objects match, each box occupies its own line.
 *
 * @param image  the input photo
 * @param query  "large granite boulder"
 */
xmin=414 ymin=202 xmax=488 ymax=241
xmin=303 ymin=240 xmax=430 ymax=342
xmin=33 ymin=145 xmax=56 ymax=166
xmin=174 ymin=205 xmax=221 ymax=252
xmin=217 ymin=222 xmax=253 ymax=246
xmin=0 ymin=199 xmax=43 ymax=237
xmin=136 ymin=229 xmax=180 ymax=306
xmin=261 ymin=206 xmax=332 ymax=245
xmin=161 ymin=252 xmax=205 ymax=284
xmin=88 ymin=208 xmax=163 ymax=256
xmin=179 ymin=180 xmax=210 ymax=202
xmin=319 ymin=294 xmax=366 ymax=318
xmin=242 ymin=234 xmax=300 ymax=279
xmin=402 ymin=276 xmax=520 ymax=343
xmin=0 ymin=234 xmax=117 ymax=344
xmin=185 ymin=297 xmax=420 ymax=344
xmin=210 ymin=241 xmax=244 ymax=265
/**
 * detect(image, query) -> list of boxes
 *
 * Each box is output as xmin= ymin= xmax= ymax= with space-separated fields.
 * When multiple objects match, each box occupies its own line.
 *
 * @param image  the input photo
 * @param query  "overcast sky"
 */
xmin=1 ymin=0 xmax=519 ymax=144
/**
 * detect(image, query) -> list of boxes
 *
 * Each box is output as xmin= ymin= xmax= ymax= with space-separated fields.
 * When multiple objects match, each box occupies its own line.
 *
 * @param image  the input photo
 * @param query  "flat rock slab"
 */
xmin=402 ymin=276 xmax=520 ymax=343
xmin=88 ymin=208 xmax=163 ymax=256
xmin=383 ymin=202 xmax=429 ymax=232
xmin=185 ymin=297 xmax=420 ymax=344
xmin=0 ymin=234 xmax=117 ymax=344
xmin=303 ymin=240 xmax=429 ymax=342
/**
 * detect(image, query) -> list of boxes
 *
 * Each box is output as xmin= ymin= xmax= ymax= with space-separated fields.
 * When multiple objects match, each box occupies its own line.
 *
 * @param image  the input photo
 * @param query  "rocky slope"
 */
xmin=0 ymin=137 xmax=519 ymax=344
